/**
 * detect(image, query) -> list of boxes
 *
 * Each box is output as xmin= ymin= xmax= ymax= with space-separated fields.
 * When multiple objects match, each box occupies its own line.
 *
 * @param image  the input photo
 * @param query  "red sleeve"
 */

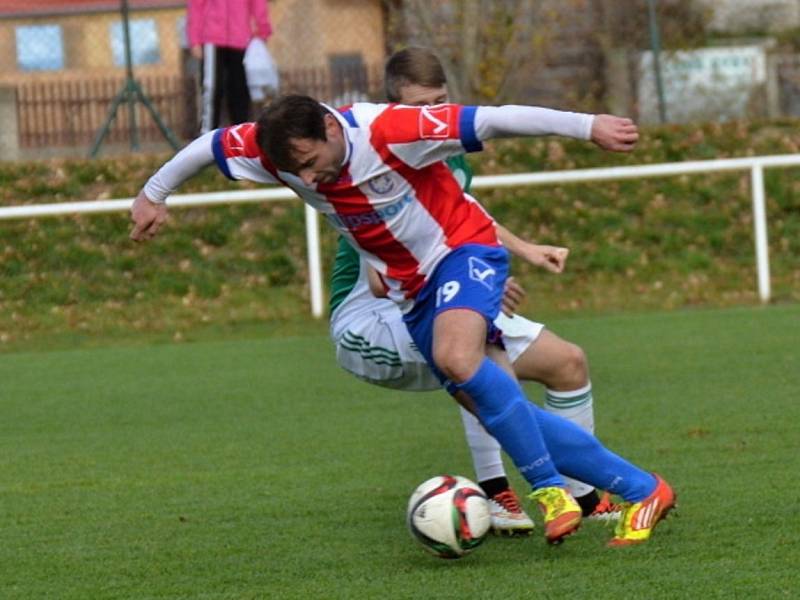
xmin=372 ymin=104 xmax=480 ymax=150
xmin=214 ymin=122 xmax=281 ymax=182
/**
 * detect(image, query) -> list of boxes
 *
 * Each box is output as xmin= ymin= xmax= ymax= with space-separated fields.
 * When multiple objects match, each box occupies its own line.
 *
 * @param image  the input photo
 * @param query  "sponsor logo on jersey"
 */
xmin=328 ymin=194 xmax=414 ymax=230
xmin=419 ymin=106 xmax=451 ymax=139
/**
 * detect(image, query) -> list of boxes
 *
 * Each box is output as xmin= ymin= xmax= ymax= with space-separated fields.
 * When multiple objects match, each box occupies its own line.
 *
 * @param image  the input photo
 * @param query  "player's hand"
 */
xmin=190 ymin=45 xmax=202 ymax=60
xmin=366 ymin=265 xmax=388 ymax=298
xmin=501 ymin=277 xmax=526 ymax=317
xmin=130 ymin=191 xmax=168 ymax=242
xmin=590 ymin=114 xmax=639 ymax=152
xmin=515 ymin=243 xmax=569 ymax=274
xmin=532 ymin=245 xmax=569 ymax=273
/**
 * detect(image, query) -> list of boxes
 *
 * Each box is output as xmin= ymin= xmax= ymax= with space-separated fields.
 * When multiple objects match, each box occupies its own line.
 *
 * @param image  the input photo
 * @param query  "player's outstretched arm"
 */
xmin=496 ymin=224 xmax=569 ymax=274
xmin=474 ymin=105 xmax=638 ymax=153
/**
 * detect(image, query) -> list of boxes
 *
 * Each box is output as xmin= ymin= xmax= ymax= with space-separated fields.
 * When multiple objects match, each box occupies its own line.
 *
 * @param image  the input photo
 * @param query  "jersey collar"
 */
xmin=322 ymin=102 xmax=354 ymax=171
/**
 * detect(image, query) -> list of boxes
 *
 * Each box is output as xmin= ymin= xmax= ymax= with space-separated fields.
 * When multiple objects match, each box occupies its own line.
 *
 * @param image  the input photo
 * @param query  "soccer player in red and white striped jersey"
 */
xmin=130 ymin=96 xmax=675 ymax=546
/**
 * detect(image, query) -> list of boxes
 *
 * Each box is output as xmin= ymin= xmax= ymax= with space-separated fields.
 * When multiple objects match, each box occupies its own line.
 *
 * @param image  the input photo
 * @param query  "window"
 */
xmin=109 ymin=18 xmax=161 ymax=66
xmin=176 ymin=16 xmax=187 ymax=49
xmin=16 ymin=24 xmax=65 ymax=72
xmin=329 ymin=53 xmax=369 ymax=105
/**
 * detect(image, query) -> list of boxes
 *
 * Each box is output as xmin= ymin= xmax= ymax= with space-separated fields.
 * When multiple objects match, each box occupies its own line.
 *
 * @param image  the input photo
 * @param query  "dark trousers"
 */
xmin=200 ymin=45 xmax=251 ymax=132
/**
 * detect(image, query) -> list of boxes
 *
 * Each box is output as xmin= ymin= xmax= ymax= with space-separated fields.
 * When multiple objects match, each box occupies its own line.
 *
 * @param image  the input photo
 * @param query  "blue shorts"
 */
xmin=403 ymin=244 xmax=509 ymax=390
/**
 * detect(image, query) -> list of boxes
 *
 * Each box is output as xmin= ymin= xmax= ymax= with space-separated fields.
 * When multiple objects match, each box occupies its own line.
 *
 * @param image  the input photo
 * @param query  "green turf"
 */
xmin=1 ymin=304 xmax=799 ymax=599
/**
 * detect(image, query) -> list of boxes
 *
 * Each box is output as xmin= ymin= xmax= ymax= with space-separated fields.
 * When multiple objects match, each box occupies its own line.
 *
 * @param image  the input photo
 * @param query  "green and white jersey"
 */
xmin=328 ymin=155 xmax=473 ymax=317
xmin=329 ymin=236 xmax=363 ymax=316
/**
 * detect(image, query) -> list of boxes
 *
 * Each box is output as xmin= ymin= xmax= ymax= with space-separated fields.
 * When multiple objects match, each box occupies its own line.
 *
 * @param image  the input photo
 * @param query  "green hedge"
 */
xmin=2 ymin=119 xmax=799 ymax=349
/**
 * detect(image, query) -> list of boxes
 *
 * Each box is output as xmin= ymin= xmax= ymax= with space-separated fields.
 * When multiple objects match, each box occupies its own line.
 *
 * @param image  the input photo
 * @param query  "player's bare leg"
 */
xmin=432 ymin=308 xmax=487 ymax=385
xmin=513 ymin=329 xmax=588 ymax=390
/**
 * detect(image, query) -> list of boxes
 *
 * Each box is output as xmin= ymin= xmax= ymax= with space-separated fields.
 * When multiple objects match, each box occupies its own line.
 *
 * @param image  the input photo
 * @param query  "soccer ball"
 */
xmin=406 ymin=475 xmax=491 ymax=559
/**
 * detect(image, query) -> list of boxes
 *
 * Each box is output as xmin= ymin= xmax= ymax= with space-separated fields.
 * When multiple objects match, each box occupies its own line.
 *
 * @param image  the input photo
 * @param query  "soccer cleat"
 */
xmin=488 ymin=489 xmax=535 ymax=536
xmin=529 ymin=486 xmax=582 ymax=544
xmin=586 ymin=492 xmax=623 ymax=522
xmin=607 ymin=474 xmax=676 ymax=547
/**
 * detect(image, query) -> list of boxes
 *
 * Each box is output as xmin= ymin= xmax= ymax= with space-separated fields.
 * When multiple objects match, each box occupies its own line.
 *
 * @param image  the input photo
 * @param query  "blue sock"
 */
xmin=533 ymin=408 xmax=657 ymax=502
xmin=455 ymin=358 xmax=563 ymax=489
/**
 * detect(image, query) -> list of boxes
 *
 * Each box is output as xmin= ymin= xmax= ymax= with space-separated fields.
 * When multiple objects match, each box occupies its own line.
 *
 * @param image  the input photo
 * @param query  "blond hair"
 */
xmin=384 ymin=47 xmax=447 ymax=102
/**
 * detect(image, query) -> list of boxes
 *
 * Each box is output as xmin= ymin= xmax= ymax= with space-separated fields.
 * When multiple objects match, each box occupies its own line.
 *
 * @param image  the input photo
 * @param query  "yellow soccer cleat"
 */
xmin=529 ymin=486 xmax=582 ymax=544
xmin=608 ymin=474 xmax=676 ymax=547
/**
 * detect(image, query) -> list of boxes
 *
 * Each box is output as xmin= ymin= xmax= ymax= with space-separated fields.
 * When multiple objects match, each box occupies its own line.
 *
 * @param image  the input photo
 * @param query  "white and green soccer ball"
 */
xmin=406 ymin=475 xmax=491 ymax=559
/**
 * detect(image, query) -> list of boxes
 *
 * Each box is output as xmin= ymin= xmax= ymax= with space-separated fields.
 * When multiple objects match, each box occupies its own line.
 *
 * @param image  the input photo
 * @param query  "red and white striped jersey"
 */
xmin=212 ymin=102 xmax=499 ymax=306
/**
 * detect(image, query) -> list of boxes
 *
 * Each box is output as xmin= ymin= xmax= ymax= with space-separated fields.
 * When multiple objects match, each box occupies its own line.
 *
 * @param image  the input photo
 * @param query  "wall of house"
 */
xmin=696 ymin=0 xmax=800 ymax=33
xmin=0 ymin=1 xmax=386 ymax=152
xmin=268 ymin=0 xmax=385 ymax=71
xmin=0 ymin=7 xmax=185 ymax=84
xmin=0 ymin=0 xmax=385 ymax=84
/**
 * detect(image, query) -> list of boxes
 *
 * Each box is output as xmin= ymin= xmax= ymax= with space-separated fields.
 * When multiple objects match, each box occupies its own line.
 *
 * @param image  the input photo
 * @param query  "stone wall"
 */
xmin=696 ymin=0 xmax=800 ymax=33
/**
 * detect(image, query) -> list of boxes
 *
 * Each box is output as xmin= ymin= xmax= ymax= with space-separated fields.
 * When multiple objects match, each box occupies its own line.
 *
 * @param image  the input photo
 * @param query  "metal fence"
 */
xmin=1 ymin=153 xmax=791 ymax=314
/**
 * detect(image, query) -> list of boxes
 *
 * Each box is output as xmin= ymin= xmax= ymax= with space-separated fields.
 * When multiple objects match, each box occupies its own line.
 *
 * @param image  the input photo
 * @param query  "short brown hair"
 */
xmin=256 ymin=94 xmax=329 ymax=172
xmin=384 ymin=47 xmax=447 ymax=102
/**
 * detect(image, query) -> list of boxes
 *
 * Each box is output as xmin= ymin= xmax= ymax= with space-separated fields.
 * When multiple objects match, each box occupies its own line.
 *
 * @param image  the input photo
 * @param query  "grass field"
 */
xmin=2 ymin=304 xmax=799 ymax=599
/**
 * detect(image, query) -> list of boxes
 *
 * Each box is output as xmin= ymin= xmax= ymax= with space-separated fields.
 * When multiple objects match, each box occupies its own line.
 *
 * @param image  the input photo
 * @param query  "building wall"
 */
xmin=0 ymin=0 xmax=385 ymax=84
xmin=268 ymin=0 xmax=385 ymax=71
xmin=0 ymin=7 xmax=185 ymax=83
xmin=696 ymin=0 xmax=800 ymax=33
xmin=0 ymin=0 xmax=386 ymax=152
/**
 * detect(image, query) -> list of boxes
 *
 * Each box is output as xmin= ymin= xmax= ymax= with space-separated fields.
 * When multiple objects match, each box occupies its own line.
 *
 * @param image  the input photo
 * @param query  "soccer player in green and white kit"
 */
xmin=328 ymin=47 xmax=620 ymax=535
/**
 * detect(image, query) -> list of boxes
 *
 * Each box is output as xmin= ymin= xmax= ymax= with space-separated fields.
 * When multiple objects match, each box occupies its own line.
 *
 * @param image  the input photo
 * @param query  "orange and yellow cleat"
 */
xmin=608 ymin=474 xmax=676 ymax=547
xmin=529 ymin=486 xmax=582 ymax=544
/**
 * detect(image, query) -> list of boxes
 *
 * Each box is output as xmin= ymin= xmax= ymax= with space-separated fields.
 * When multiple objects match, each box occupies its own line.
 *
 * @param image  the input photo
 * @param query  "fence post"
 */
xmin=765 ymin=54 xmax=781 ymax=119
xmin=0 ymin=86 xmax=20 ymax=161
xmin=304 ymin=203 xmax=324 ymax=318
xmin=750 ymin=163 xmax=772 ymax=303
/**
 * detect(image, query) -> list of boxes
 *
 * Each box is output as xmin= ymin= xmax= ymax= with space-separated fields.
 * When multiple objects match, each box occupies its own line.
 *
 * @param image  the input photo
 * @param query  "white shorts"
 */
xmin=334 ymin=305 xmax=544 ymax=392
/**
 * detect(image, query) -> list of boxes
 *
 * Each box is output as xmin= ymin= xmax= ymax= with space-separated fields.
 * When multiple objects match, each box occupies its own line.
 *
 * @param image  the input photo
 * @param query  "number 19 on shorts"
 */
xmin=436 ymin=281 xmax=461 ymax=307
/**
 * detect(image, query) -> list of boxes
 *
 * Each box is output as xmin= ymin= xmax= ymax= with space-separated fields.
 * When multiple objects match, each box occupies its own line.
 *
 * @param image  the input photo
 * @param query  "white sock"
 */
xmin=544 ymin=382 xmax=596 ymax=499
xmin=459 ymin=406 xmax=505 ymax=483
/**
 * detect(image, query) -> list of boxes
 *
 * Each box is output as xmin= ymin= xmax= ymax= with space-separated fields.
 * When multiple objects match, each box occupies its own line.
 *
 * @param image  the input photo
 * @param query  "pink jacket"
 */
xmin=187 ymin=0 xmax=272 ymax=51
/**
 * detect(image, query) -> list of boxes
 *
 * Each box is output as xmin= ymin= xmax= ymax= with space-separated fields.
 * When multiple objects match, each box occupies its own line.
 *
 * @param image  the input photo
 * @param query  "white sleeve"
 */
xmin=143 ymin=131 xmax=216 ymax=204
xmin=474 ymin=105 xmax=594 ymax=141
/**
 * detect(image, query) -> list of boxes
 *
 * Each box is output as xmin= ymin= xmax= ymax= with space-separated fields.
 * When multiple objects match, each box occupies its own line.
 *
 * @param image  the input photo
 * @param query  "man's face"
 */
xmin=288 ymin=114 xmax=346 ymax=186
xmin=397 ymin=83 xmax=448 ymax=106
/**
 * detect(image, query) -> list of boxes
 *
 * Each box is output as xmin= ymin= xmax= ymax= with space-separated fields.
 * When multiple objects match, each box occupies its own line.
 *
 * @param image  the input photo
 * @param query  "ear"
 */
xmin=323 ymin=113 xmax=341 ymax=139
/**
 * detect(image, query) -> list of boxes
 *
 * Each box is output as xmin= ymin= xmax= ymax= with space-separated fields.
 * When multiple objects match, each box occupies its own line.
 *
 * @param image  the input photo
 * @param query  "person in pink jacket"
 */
xmin=187 ymin=0 xmax=273 ymax=133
